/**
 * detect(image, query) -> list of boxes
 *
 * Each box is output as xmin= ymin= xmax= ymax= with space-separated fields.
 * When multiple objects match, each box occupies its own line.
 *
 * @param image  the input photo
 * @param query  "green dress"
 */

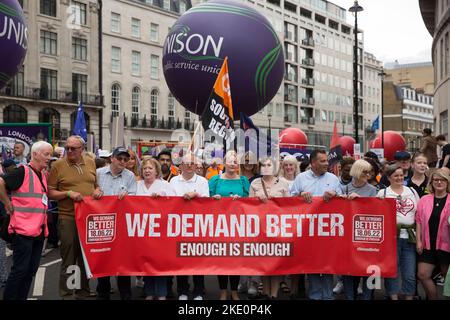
xmin=208 ymin=175 xmax=250 ymax=197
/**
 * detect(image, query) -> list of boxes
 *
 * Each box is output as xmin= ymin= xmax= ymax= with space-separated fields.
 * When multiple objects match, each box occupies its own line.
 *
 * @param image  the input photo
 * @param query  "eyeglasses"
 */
xmin=433 ymin=179 xmax=447 ymax=183
xmin=115 ymin=156 xmax=130 ymax=162
xmin=362 ymin=170 xmax=371 ymax=175
xmin=65 ymin=146 xmax=82 ymax=152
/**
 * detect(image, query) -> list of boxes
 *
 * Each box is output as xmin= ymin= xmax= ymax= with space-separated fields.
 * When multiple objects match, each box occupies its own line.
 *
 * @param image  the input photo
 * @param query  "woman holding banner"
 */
xmin=340 ymin=159 xmax=377 ymax=300
xmin=209 ymin=150 xmax=250 ymax=300
xmin=278 ymin=155 xmax=299 ymax=191
xmin=240 ymin=151 xmax=260 ymax=184
xmin=136 ymin=157 xmax=175 ymax=300
xmin=377 ymin=165 xmax=420 ymax=300
xmin=250 ymin=157 xmax=289 ymax=299
xmin=416 ymin=169 xmax=450 ymax=300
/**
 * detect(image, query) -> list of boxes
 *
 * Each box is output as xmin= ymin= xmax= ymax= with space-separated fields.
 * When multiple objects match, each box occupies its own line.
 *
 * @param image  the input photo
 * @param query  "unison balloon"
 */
xmin=163 ymin=0 xmax=284 ymax=116
xmin=0 ymin=0 xmax=27 ymax=89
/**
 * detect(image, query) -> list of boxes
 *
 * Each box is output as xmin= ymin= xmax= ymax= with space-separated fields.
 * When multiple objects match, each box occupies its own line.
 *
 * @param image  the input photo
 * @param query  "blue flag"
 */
xmin=73 ymin=101 xmax=87 ymax=141
xmin=240 ymin=112 xmax=274 ymax=157
xmin=371 ymin=116 xmax=380 ymax=131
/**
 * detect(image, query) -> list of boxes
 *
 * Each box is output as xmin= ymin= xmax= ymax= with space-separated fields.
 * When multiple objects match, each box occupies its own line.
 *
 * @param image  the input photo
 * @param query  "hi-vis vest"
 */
xmin=9 ymin=166 xmax=48 ymax=237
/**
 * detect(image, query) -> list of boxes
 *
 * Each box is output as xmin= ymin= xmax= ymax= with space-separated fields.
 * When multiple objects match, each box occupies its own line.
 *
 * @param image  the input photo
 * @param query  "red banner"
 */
xmin=75 ymin=196 xmax=397 ymax=278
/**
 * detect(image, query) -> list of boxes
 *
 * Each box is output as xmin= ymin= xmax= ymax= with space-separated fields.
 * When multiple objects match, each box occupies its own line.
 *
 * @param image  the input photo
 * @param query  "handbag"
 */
xmin=0 ymin=214 xmax=13 ymax=243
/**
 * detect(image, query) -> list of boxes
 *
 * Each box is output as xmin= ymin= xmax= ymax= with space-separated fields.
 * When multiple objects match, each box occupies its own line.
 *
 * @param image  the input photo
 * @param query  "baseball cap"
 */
xmin=394 ymin=151 xmax=411 ymax=161
xmin=98 ymin=149 xmax=112 ymax=158
xmin=112 ymin=146 xmax=130 ymax=157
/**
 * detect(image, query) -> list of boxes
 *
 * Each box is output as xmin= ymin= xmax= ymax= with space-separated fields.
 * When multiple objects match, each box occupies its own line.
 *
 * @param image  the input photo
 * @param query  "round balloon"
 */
xmin=279 ymin=128 xmax=308 ymax=149
xmin=370 ymin=131 xmax=406 ymax=161
xmin=162 ymin=0 xmax=284 ymax=116
xmin=0 ymin=0 xmax=27 ymax=89
xmin=338 ymin=136 xmax=356 ymax=157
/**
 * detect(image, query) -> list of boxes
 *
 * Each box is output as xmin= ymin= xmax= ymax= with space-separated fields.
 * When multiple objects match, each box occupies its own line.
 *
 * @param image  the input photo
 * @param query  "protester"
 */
xmin=250 ymin=157 xmax=289 ymax=299
xmin=340 ymin=159 xmax=377 ymax=300
xmin=239 ymin=151 xmax=260 ymax=184
xmin=48 ymin=135 xmax=102 ymax=299
xmin=436 ymin=135 xmax=450 ymax=169
xmin=205 ymin=157 xmax=223 ymax=180
xmin=0 ymin=141 xmax=53 ymax=300
xmin=126 ymin=149 xmax=141 ymax=181
xmin=98 ymin=149 xmax=112 ymax=164
xmin=339 ymin=157 xmax=355 ymax=186
xmin=378 ymin=165 xmax=419 ymax=300
xmin=278 ymin=155 xmax=299 ymax=191
xmin=209 ymin=150 xmax=250 ymax=300
xmin=416 ymin=169 xmax=450 ymax=300
xmin=95 ymin=147 xmax=137 ymax=300
xmin=291 ymin=149 xmax=342 ymax=300
xmin=170 ymin=153 xmax=209 ymax=300
xmin=406 ymin=153 xmax=429 ymax=198
xmin=420 ymin=128 xmax=438 ymax=168
xmin=194 ymin=162 xmax=207 ymax=177
xmin=380 ymin=151 xmax=412 ymax=188
xmin=364 ymin=157 xmax=381 ymax=191
xmin=158 ymin=149 xmax=176 ymax=182
xmin=12 ymin=141 xmax=27 ymax=166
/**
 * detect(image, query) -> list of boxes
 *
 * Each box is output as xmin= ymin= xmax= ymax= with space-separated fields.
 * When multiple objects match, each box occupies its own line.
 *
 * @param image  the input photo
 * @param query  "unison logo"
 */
xmin=0 ymin=4 xmax=27 ymax=50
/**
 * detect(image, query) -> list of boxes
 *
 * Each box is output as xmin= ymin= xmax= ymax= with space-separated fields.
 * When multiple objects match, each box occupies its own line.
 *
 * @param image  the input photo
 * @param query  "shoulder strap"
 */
xmin=261 ymin=178 xmax=270 ymax=199
xmin=384 ymin=187 xmax=387 ymax=198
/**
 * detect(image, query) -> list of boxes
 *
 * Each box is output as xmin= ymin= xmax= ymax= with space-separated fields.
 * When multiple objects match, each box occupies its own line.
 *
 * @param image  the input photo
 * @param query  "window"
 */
xmin=111 ymin=47 xmax=121 ymax=73
xmin=179 ymin=0 xmax=187 ymax=13
xmin=168 ymin=93 xmax=176 ymax=124
xmin=5 ymin=66 xmax=24 ymax=96
xmin=111 ymin=12 xmax=121 ymax=33
xmin=440 ymin=110 xmax=448 ymax=139
xmin=72 ymin=73 xmax=87 ymax=102
xmin=284 ymin=105 xmax=298 ymax=123
xmin=3 ymin=105 xmax=27 ymax=123
xmin=150 ymin=89 xmax=159 ymax=122
xmin=445 ymin=32 xmax=449 ymax=76
xmin=150 ymin=23 xmax=159 ymax=42
xmin=111 ymin=84 xmax=120 ymax=117
xmin=131 ymin=18 xmax=141 ymax=38
xmin=71 ymin=1 xmax=87 ymax=25
xmin=40 ymin=68 xmax=57 ymax=100
xmin=163 ymin=0 xmax=170 ymax=10
xmin=40 ymin=0 xmax=56 ymax=17
xmin=132 ymin=87 xmax=140 ymax=118
xmin=39 ymin=108 xmax=60 ymax=132
xmin=40 ymin=30 xmax=57 ymax=55
xmin=441 ymin=38 xmax=444 ymax=80
xmin=151 ymin=55 xmax=159 ymax=79
xmin=131 ymin=51 xmax=141 ymax=76
xmin=72 ymin=37 xmax=87 ymax=60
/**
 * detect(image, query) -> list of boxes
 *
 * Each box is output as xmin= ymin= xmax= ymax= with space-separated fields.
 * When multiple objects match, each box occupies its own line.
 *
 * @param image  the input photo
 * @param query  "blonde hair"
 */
xmin=278 ymin=155 xmax=299 ymax=178
xmin=350 ymin=159 xmax=372 ymax=179
xmin=427 ymin=169 xmax=450 ymax=193
xmin=126 ymin=149 xmax=139 ymax=177
xmin=224 ymin=150 xmax=239 ymax=174
xmin=258 ymin=157 xmax=279 ymax=175
xmin=239 ymin=151 xmax=259 ymax=176
xmin=140 ymin=157 xmax=162 ymax=179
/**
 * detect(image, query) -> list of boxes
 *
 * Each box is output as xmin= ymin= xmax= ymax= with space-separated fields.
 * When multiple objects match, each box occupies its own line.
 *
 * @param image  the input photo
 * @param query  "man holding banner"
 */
xmin=290 ymin=149 xmax=342 ymax=300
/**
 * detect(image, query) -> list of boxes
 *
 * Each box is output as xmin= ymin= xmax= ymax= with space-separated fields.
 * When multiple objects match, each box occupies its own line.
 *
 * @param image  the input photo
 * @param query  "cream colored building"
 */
xmin=363 ymin=52 xmax=382 ymax=148
xmin=420 ymin=0 xmax=450 ymax=140
xmin=384 ymin=61 xmax=434 ymax=95
xmin=0 ymin=0 xmax=102 ymax=146
xmin=102 ymin=0 xmax=194 ymax=149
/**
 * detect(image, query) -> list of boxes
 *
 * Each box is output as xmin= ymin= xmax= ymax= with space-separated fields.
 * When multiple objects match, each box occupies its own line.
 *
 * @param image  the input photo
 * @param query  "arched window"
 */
xmin=132 ymin=87 xmax=140 ymax=118
xmin=150 ymin=89 xmax=158 ymax=123
xmin=70 ymin=110 xmax=90 ymax=134
xmin=111 ymin=84 xmax=121 ymax=117
xmin=3 ymin=104 xmax=27 ymax=123
xmin=39 ymin=108 xmax=61 ymax=139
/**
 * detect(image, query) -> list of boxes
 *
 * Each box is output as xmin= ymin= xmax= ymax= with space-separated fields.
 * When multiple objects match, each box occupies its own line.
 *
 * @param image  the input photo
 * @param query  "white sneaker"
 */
xmin=247 ymin=281 xmax=258 ymax=296
xmin=5 ymin=248 xmax=12 ymax=257
xmin=178 ymin=294 xmax=188 ymax=300
xmin=193 ymin=295 xmax=203 ymax=300
xmin=237 ymin=283 xmax=247 ymax=293
xmin=135 ymin=277 xmax=145 ymax=288
xmin=357 ymin=282 xmax=363 ymax=295
xmin=333 ymin=281 xmax=344 ymax=294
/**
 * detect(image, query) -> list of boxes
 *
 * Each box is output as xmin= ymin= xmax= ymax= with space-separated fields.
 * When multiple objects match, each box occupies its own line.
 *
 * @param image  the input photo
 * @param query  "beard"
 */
xmin=161 ymin=164 xmax=169 ymax=174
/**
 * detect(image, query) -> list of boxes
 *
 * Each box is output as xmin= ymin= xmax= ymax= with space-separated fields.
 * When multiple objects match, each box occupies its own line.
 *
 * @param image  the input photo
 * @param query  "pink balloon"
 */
xmin=338 ymin=136 xmax=356 ymax=157
xmin=371 ymin=131 xmax=406 ymax=161
xmin=279 ymin=128 xmax=308 ymax=149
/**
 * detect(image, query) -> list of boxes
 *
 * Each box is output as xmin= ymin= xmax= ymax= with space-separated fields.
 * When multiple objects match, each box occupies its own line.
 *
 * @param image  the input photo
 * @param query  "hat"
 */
xmin=394 ymin=151 xmax=411 ymax=161
xmin=2 ymin=159 xmax=16 ymax=168
xmin=98 ymin=149 xmax=112 ymax=158
xmin=112 ymin=146 xmax=130 ymax=157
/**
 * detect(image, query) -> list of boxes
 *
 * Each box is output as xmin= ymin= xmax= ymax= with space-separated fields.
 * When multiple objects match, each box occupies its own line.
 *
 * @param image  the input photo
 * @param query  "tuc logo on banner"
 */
xmin=86 ymin=214 xmax=116 ymax=243
xmin=75 ymin=197 xmax=397 ymax=279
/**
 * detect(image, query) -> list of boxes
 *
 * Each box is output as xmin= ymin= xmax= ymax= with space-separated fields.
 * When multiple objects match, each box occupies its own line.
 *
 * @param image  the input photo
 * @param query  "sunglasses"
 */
xmin=65 ymin=146 xmax=82 ymax=152
xmin=115 ymin=156 xmax=130 ymax=162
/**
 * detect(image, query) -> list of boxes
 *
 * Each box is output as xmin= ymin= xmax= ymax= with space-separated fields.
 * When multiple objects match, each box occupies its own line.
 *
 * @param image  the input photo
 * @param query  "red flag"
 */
xmin=328 ymin=121 xmax=342 ymax=175
xmin=330 ymin=121 xmax=339 ymax=149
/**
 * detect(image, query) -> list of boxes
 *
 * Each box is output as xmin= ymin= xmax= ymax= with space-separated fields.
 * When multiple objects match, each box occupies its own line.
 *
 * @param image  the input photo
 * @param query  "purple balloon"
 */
xmin=163 ymin=0 xmax=284 ymax=116
xmin=0 ymin=0 xmax=27 ymax=89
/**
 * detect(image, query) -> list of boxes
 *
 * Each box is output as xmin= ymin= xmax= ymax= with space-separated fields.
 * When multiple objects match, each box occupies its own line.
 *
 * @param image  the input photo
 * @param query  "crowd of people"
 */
xmin=0 ymin=129 xmax=450 ymax=301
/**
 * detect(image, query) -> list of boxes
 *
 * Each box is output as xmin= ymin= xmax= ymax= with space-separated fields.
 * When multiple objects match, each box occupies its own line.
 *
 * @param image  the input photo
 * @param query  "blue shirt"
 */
xmin=96 ymin=166 xmax=137 ymax=196
xmin=290 ymin=170 xmax=342 ymax=196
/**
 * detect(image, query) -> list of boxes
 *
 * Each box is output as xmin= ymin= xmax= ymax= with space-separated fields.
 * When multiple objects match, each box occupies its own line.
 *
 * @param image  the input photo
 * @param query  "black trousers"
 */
xmin=177 ymin=275 xmax=205 ymax=296
xmin=218 ymin=275 xmax=240 ymax=290
xmin=96 ymin=276 xmax=131 ymax=300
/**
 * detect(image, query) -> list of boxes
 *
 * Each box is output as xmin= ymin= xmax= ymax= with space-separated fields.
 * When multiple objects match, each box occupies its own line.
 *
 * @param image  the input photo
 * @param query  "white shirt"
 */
xmin=136 ymin=179 xmax=176 ymax=196
xmin=169 ymin=173 xmax=209 ymax=197
xmin=377 ymin=186 xmax=419 ymax=239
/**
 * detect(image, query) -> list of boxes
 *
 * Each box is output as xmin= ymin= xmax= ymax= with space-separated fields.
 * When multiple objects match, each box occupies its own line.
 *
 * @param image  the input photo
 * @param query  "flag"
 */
xmin=240 ymin=112 xmax=276 ymax=158
xmin=73 ymin=101 xmax=87 ymax=141
xmin=1 ymin=145 xmax=10 ymax=161
xmin=328 ymin=121 xmax=342 ymax=175
xmin=371 ymin=115 xmax=380 ymax=131
xmin=201 ymin=57 xmax=235 ymax=149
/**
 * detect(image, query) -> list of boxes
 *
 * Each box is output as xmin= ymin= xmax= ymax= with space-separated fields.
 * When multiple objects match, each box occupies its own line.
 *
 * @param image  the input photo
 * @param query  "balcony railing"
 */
xmin=114 ymin=114 xmax=195 ymax=131
xmin=301 ymin=78 xmax=315 ymax=86
xmin=0 ymin=86 xmax=103 ymax=105
xmin=301 ymin=58 xmax=314 ymax=67
xmin=301 ymin=38 xmax=315 ymax=47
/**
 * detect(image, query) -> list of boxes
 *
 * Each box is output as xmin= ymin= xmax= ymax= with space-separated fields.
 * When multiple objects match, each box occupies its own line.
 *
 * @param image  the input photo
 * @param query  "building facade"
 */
xmin=383 ymin=83 xmax=434 ymax=151
xmin=420 ymin=0 xmax=450 ymax=140
xmin=384 ymin=61 xmax=434 ymax=95
xmin=363 ymin=51 xmax=382 ymax=149
xmin=0 ymin=0 xmax=102 ymax=146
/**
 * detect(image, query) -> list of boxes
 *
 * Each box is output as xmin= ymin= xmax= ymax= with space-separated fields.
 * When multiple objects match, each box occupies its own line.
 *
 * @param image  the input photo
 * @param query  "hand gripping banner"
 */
xmin=75 ymin=196 xmax=397 ymax=278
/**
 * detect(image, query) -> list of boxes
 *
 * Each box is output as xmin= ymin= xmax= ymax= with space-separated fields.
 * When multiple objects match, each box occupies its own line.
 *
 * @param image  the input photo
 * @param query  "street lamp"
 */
xmin=349 ymin=1 xmax=363 ymax=144
xmin=268 ymin=113 xmax=272 ymax=139
xmin=378 ymin=68 xmax=386 ymax=150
